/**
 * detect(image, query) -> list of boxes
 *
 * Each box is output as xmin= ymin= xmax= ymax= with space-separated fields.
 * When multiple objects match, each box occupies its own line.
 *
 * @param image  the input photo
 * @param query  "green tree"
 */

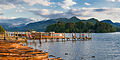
xmin=0 ymin=26 xmax=4 ymax=32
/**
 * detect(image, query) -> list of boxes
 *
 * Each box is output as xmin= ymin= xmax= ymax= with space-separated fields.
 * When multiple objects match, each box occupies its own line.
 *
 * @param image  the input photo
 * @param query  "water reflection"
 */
xmin=27 ymin=33 xmax=120 ymax=60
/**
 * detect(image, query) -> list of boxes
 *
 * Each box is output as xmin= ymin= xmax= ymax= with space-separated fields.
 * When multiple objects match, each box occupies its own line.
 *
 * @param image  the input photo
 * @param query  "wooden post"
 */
xmin=14 ymin=32 xmax=15 ymax=37
xmin=72 ymin=33 xmax=73 ymax=41
xmin=80 ymin=33 xmax=81 ymax=40
xmin=45 ymin=38 xmax=47 ymax=42
xmin=75 ymin=33 xmax=76 ymax=40
xmin=47 ymin=32 xmax=48 ymax=40
xmin=64 ymin=33 xmax=65 ymax=42
xmin=67 ymin=38 xmax=68 ymax=41
xmin=20 ymin=32 xmax=21 ymax=37
xmin=62 ymin=32 xmax=63 ymax=41
xmin=8 ymin=32 xmax=10 ymax=37
xmin=83 ymin=32 xmax=85 ymax=40
xmin=88 ymin=32 xmax=90 ymax=39
xmin=39 ymin=32 xmax=42 ymax=44
xmin=4 ymin=31 xmax=6 ymax=40
xmin=56 ymin=38 xmax=59 ymax=42
xmin=91 ymin=32 xmax=92 ymax=39
xmin=17 ymin=32 xmax=19 ymax=37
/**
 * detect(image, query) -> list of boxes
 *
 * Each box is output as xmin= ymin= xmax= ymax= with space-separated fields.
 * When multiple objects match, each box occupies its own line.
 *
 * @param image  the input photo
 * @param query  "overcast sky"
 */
xmin=0 ymin=0 xmax=120 ymax=22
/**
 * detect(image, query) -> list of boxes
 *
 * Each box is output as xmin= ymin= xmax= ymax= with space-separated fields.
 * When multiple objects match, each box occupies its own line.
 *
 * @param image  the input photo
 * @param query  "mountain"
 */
xmin=0 ymin=18 xmax=36 ymax=31
xmin=101 ymin=20 xmax=120 ymax=27
xmin=1 ymin=16 xmax=120 ymax=32
xmin=20 ymin=16 xmax=81 ymax=32
xmin=20 ymin=17 xmax=99 ymax=32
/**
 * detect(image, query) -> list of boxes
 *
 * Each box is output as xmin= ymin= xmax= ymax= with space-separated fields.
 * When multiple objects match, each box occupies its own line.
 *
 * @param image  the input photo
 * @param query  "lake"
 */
xmin=27 ymin=32 xmax=120 ymax=60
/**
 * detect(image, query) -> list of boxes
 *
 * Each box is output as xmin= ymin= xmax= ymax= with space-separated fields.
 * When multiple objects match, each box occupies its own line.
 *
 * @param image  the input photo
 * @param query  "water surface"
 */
xmin=27 ymin=32 xmax=120 ymax=60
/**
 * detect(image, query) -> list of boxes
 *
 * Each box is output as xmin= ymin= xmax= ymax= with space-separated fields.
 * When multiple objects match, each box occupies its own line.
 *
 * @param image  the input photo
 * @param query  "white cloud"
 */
xmin=0 ymin=16 xmax=16 ymax=19
xmin=117 ymin=0 xmax=120 ymax=2
xmin=84 ymin=2 xmax=91 ymax=6
xmin=58 ymin=0 xmax=77 ymax=9
xmin=0 ymin=3 xmax=16 ymax=10
xmin=30 ymin=9 xmax=50 ymax=15
xmin=39 ymin=9 xmax=50 ymax=15
xmin=16 ymin=9 xmax=23 ymax=13
xmin=53 ymin=10 xmax=63 ymax=14
xmin=107 ymin=0 xmax=115 ymax=2
xmin=0 ymin=12 xmax=3 ymax=15
xmin=107 ymin=0 xmax=120 ymax=2
xmin=23 ymin=0 xmax=55 ymax=6
xmin=30 ymin=8 xmax=120 ymax=22
xmin=0 ymin=0 xmax=55 ymax=10
xmin=107 ymin=0 xmax=116 ymax=2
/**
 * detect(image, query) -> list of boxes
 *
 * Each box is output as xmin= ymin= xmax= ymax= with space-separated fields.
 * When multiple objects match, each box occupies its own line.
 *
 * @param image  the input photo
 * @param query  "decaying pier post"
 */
xmin=45 ymin=38 xmax=48 ymax=42
xmin=4 ymin=31 xmax=6 ymax=40
xmin=91 ymin=32 xmax=92 ymax=39
xmin=56 ymin=38 xmax=59 ymax=42
xmin=39 ymin=32 xmax=42 ymax=44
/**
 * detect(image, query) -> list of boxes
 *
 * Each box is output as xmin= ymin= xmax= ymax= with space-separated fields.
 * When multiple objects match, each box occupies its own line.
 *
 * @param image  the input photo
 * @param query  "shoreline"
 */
xmin=0 ymin=39 xmax=62 ymax=60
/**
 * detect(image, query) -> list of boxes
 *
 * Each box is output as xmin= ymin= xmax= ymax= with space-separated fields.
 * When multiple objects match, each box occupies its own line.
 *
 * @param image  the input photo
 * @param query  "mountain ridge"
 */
xmin=0 ymin=16 xmax=120 ymax=32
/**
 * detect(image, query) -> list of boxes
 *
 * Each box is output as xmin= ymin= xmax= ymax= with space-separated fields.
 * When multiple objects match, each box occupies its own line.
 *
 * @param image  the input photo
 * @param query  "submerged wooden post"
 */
xmin=39 ymin=32 xmax=42 ymax=44
xmin=14 ymin=32 xmax=15 ymax=37
xmin=8 ymin=32 xmax=10 ymax=36
xmin=17 ymin=32 xmax=19 ymax=37
xmin=88 ymin=32 xmax=90 ymax=39
xmin=64 ymin=33 xmax=65 ymax=42
xmin=80 ymin=33 xmax=81 ymax=40
xmin=84 ymin=32 xmax=86 ymax=40
xmin=21 ymin=32 xmax=22 ymax=37
xmin=4 ymin=31 xmax=6 ymax=40
xmin=91 ymin=32 xmax=92 ymax=39
xmin=72 ymin=33 xmax=73 ymax=41
xmin=67 ymin=38 xmax=69 ymax=41
xmin=45 ymin=38 xmax=47 ymax=42
xmin=7 ymin=32 xmax=9 ymax=36
xmin=75 ymin=33 xmax=76 ymax=40
xmin=56 ymin=38 xmax=59 ymax=42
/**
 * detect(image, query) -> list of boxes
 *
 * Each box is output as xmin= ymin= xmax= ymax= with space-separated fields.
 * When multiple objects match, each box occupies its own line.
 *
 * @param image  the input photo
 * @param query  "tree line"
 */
xmin=45 ymin=21 xmax=116 ymax=33
xmin=0 ymin=25 xmax=4 ymax=33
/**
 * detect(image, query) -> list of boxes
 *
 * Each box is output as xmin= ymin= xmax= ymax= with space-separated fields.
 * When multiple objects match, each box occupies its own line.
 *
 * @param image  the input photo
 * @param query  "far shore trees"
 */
xmin=46 ymin=20 xmax=116 ymax=33
xmin=0 ymin=25 xmax=4 ymax=33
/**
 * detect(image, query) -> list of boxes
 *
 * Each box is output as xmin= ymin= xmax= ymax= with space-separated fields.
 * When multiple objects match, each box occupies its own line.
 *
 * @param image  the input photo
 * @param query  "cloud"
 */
xmin=30 ymin=9 xmax=50 ymax=16
xmin=84 ymin=2 xmax=91 ymax=6
xmin=30 ymin=8 xmax=90 ymax=19
xmin=0 ymin=12 xmax=3 ymax=15
xmin=16 ymin=9 xmax=23 ymax=13
xmin=23 ymin=0 xmax=55 ymax=6
xmin=0 ymin=16 xmax=16 ymax=19
xmin=53 ymin=10 xmax=63 ymax=14
xmin=0 ymin=0 xmax=55 ymax=10
xmin=58 ymin=0 xmax=77 ymax=9
xmin=107 ymin=0 xmax=116 ymax=2
xmin=118 ymin=0 xmax=120 ymax=2
xmin=0 ymin=3 xmax=16 ymax=10
xmin=0 ymin=0 xmax=23 ymax=10
xmin=93 ymin=8 xmax=107 ymax=12
xmin=29 ymin=8 xmax=120 ymax=22
xmin=107 ymin=0 xmax=120 ymax=2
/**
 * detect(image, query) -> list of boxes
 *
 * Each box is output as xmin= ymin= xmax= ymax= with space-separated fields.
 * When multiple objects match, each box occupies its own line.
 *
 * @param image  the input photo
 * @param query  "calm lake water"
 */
xmin=27 ymin=32 xmax=120 ymax=60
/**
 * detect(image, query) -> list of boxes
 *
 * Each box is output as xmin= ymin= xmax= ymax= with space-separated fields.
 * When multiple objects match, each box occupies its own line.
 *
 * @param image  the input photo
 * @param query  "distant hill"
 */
xmin=101 ymin=20 xmax=120 ymax=27
xmin=0 ymin=18 xmax=36 ymax=31
xmin=0 ymin=16 xmax=120 ymax=32
xmin=21 ymin=17 xmax=99 ymax=32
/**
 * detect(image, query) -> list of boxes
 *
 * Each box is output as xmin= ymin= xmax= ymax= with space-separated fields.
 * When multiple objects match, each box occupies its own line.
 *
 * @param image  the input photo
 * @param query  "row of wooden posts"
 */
xmin=38 ymin=32 xmax=92 ymax=44
xmin=4 ymin=32 xmax=92 ymax=43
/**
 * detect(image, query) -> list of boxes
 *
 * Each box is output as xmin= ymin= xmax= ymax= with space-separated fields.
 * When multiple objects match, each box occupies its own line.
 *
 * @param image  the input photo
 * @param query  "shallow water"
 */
xmin=27 ymin=32 xmax=120 ymax=60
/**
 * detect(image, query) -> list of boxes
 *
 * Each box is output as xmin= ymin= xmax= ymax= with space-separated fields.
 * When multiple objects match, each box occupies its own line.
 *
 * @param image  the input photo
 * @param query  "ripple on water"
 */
xmin=27 ymin=33 xmax=120 ymax=60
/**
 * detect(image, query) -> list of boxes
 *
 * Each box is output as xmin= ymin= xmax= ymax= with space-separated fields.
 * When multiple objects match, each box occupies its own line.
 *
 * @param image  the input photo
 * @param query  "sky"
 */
xmin=0 ymin=0 xmax=120 ymax=22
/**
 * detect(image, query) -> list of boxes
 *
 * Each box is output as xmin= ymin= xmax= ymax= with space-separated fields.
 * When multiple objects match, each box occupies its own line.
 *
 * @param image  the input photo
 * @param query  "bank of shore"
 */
xmin=0 ymin=35 xmax=62 ymax=60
